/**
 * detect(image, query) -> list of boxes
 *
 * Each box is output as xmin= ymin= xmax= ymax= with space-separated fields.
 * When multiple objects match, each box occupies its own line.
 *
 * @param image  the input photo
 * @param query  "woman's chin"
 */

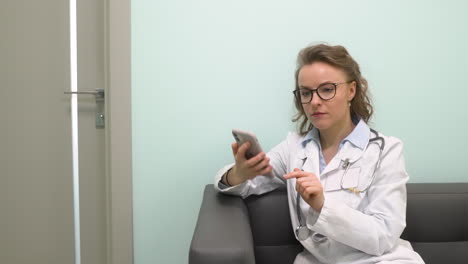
xmin=310 ymin=120 xmax=330 ymax=131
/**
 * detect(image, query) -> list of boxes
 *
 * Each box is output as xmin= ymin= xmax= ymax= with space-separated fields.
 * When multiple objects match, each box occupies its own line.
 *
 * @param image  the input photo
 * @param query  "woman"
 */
xmin=215 ymin=44 xmax=424 ymax=264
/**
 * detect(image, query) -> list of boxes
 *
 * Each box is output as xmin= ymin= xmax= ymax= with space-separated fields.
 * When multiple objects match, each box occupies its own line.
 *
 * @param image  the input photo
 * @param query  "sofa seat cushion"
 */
xmin=254 ymin=245 xmax=303 ymax=264
xmin=411 ymin=241 xmax=468 ymax=264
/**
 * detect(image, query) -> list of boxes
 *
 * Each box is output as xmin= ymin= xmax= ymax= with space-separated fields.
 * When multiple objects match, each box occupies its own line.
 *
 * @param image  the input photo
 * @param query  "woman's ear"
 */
xmin=347 ymin=81 xmax=356 ymax=101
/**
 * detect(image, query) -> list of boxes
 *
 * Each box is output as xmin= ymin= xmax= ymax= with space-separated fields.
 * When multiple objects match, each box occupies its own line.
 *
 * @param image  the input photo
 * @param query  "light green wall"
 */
xmin=132 ymin=0 xmax=468 ymax=263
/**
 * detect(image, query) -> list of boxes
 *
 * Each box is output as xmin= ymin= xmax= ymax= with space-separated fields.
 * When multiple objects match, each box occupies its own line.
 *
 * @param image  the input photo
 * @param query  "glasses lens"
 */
xmin=317 ymin=84 xmax=336 ymax=100
xmin=297 ymin=89 xmax=312 ymax=104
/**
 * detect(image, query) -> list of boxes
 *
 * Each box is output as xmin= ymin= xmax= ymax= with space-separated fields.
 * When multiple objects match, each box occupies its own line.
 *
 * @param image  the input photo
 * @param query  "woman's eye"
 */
xmin=320 ymin=87 xmax=334 ymax=93
xmin=301 ymin=90 xmax=311 ymax=97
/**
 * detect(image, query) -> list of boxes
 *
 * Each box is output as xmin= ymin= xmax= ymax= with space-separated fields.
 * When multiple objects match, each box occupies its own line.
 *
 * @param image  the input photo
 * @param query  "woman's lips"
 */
xmin=312 ymin=112 xmax=326 ymax=117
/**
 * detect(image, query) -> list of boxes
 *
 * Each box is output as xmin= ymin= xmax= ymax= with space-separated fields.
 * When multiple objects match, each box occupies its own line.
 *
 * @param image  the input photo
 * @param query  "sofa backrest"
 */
xmin=244 ymin=183 xmax=468 ymax=264
xmin=244 ymin=186 xmax=302 ymax=264
xmin=402 ymin=183 xmax=468 ymax=264
xmin=402 ymin=183 xmax=468 ymax=241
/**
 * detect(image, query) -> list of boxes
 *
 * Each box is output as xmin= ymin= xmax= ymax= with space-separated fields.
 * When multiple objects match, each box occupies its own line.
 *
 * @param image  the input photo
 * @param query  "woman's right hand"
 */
xmin=226 ymin=142 xmax=272 ymax=186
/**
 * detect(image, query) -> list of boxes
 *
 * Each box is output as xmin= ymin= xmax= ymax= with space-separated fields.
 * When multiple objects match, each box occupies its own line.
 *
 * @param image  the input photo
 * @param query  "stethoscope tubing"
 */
xmin=295 ymin=129 xmax=385 ymax=241
xmin=296 ymin=158 xmax=309 ymax=240
xmin=340 ymin=129 xmax=384 ymax=193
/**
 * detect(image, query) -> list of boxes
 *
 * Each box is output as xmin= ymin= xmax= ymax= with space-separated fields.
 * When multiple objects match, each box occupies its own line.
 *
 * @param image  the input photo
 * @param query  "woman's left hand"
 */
xmin=284 ymin=168 xmax=325 ymax=212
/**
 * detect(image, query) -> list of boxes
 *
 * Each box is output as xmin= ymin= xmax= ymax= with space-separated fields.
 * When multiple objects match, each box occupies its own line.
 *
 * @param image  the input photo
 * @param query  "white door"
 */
xmin=0 ymin=1 xmax=132 ymax=264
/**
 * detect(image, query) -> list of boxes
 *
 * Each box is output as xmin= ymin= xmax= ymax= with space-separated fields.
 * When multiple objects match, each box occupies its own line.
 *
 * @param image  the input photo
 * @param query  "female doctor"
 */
xmin=215 ymin=44 xmax=424 ymax=264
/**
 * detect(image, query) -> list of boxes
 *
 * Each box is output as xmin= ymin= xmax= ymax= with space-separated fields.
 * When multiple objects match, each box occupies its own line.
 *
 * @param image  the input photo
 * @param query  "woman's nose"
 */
xmin=310 ymin=91 xmax=322 ymax=106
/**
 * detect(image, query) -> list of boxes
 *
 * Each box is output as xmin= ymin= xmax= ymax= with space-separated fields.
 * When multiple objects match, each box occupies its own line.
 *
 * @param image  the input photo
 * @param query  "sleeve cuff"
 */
xmin=218 ymin=180 xmax=229 ymax=189
xmin=306 ymin=204 xmax=322 ymax=227
xmin=311 ymin=197 xmax=335 ymax=229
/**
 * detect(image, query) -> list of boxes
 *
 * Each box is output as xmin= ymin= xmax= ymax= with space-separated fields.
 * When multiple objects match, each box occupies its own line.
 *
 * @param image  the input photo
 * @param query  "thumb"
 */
xmin=231 ymin=142 xmax=239 ymax=156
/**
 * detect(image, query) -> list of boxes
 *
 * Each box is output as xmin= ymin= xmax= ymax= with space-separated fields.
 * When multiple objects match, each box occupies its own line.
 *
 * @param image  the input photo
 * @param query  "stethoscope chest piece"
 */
xmin=295 ymin=157 xmax=311 ymax=241
xmin=296 ymin=225 xmax=310 ymax=241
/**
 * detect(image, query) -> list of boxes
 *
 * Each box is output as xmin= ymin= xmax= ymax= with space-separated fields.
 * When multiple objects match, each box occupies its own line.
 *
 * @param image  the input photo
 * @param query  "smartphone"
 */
xmin=232 ymin=129 xmax=264 ymax=159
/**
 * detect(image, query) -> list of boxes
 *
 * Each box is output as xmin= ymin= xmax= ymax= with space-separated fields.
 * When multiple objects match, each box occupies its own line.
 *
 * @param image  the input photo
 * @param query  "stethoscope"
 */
xmin=295 ymin=128 xmax=385 ymax=241
xmin=295 ymin=157 xmax=310 ymax=241
xmin=340 ymin=128 xmax=385 ymax=194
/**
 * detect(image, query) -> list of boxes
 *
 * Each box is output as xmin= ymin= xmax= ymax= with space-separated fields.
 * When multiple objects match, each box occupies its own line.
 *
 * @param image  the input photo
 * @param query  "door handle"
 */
xmin=64 ymin=88 xmax=104 ymax=97
xmin=64 ymin=88 xmax=105 ymax=128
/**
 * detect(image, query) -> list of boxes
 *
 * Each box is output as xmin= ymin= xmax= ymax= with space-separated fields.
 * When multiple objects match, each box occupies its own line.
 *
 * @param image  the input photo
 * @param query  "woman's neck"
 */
xmin=319 ymin=118 xmax=355 ymax=150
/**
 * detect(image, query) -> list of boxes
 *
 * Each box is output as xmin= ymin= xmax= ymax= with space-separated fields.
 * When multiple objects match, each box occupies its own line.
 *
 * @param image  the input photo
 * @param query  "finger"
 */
xmin=297 ymin=181 xmax=313 ymax=194
xmin=258 ymin=165 xmax=273 ymax=176
xmin=252 ymin=156 xmax=270 ymax=172
xmin=302 ymin=186 xmax=323 ymax=199
xmin=283 ymin=170 xmax=299 ymax=180
xmin=237 ymin=141 xmax=251 ymax=156
xmin=245 ymin=152 xmax=266 ymax=168
xmin=283 ymin=169 xmax=308 ymax=180
xmin=295 ymin=174 xmax=319 ymax=193
xmin=235 ymin=141 xmax=251 ymax=161
xmin=295 ymin=172 xmax=306 ymax=191
xmin=286 ymin=170 xmax=319 ymax=181
xmin=296 ymin=183 xmax=320 ymax=198
xmin=297 ymin=180 xmax=320 ymax=190
xmin=296 ymin=174 xmax=318 ymax=185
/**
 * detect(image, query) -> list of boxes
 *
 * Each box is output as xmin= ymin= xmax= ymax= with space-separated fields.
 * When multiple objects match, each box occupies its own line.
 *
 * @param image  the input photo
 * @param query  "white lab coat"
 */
xmin=214 ymin=124 xmax=425 ymax=264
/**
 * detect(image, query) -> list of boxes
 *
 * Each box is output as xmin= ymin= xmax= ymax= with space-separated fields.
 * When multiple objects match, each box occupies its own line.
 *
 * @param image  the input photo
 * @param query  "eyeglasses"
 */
xmin=293 ymin=81 xmax=352 ymax=104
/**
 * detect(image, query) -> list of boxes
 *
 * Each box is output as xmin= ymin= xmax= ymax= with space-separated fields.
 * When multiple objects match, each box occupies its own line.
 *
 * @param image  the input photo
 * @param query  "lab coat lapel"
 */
xmin=320 ymin=142 xmax=364 ymax=191
xmin=297 ymin=140 xmax=320 ymax=176
xmin=335 ymin=143 xmax=365 ymax=164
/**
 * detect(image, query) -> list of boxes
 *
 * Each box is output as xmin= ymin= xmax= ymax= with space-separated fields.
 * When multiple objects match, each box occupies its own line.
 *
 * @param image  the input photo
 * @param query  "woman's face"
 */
xmin=297 ymin=62 xmax=356 ymax=132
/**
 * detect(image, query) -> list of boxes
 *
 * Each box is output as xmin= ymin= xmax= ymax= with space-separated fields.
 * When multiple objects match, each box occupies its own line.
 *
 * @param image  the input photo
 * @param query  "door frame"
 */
xmin=105 ymin=0 xmax=133 ymax=263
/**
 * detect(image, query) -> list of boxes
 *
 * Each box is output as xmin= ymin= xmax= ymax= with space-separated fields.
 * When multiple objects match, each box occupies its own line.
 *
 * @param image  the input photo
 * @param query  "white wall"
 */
xmin=132 ymin=0 xmax=468 ymax=263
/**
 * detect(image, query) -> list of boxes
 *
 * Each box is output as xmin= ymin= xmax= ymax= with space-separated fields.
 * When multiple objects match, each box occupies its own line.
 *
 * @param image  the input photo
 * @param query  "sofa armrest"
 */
xmin=189 ymin=184 xmax=255 ymax=264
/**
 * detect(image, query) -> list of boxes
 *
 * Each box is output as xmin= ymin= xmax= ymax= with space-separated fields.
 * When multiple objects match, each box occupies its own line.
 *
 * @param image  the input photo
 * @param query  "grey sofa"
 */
xmin=189 ymin=183 xmax=468 ymax=264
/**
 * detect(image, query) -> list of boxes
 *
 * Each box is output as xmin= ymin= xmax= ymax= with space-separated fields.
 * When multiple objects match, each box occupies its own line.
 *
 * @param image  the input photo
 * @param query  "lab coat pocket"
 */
xmin=324 ymin=168 xmax=363 ymax=209
xmin=342 ymin=168 xmax=366 ymax=209
xmin=341 ymin=167 xmax=360 ymax=189
xmin=323 ymin=167 xmax=360 ymax=192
